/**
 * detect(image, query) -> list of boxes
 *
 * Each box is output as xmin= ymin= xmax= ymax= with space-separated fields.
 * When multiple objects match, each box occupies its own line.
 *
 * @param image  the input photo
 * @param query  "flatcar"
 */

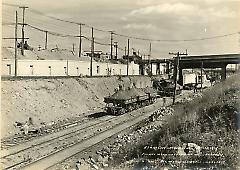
xmin=152 ymin=79 xmax=182 ymax=97
xmin=104 ymin=86 xmax=157 ymax=115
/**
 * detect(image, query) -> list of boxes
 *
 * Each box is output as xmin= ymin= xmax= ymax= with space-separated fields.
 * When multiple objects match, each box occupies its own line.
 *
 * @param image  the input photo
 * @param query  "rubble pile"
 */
xmin=149 ymin=107 xmax=174 ymax=122
xmin=79 ymin=107 xmax=174 ymax=169
xmin=178 ymin=92 xmax=203 ymax=103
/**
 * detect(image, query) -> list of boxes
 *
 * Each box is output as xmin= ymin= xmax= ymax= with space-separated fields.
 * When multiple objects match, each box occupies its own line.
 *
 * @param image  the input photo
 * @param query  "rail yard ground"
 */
xmin=1 ymin=74 xmax=239 ymax=169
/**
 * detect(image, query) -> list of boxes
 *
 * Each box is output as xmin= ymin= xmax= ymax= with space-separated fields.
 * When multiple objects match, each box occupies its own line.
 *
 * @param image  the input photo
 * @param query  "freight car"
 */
xmin=104 ymin=86 xmax=157 ymax=115
xmin=152 ymin=79 xmax=182 ymax=97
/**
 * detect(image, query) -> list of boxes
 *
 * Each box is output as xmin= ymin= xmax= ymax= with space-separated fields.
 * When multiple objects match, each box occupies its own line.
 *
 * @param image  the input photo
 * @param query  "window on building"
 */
xmin=7 ymin=64 xmax=11 ymax=75
xmin=76 ymin=67 xmax=79 ymax=75
xmin=97 ymin=66 xmax=100 ymax=74
xmin=64 ymin=67 xmax=67 ymax=75
xmin=30 ymin=65 xmax=34 ymax=75
xmin=48 ymin=66 xmax=52 ymax=75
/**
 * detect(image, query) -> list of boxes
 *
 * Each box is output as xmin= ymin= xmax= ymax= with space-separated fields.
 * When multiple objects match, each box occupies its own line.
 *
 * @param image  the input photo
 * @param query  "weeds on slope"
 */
xmin=112 ymin=75 xmax=240 ymax=169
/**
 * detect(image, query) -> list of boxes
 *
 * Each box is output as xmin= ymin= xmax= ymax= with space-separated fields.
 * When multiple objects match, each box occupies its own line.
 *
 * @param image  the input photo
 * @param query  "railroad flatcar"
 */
xmin=153 ymin=79 xmax=182 ymax=97
xmin=104 ymin=86 xmax=157 ymax=115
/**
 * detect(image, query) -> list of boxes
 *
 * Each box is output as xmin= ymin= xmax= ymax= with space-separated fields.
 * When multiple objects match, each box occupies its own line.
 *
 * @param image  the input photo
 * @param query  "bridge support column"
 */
xmin=150 ymin=63 xmax=153 ymax=75
xmin=221 ymin=64 xmax=227 ymax=81
xmin=156 ymin=63 xmax=160 ymax=75
xmin=166 ymin=62 xmax=170 ymax=74
xmin=140 ymin=64 xmax=145 ymax=75
xmin=178 ymin=68 xmax=183 ymax=85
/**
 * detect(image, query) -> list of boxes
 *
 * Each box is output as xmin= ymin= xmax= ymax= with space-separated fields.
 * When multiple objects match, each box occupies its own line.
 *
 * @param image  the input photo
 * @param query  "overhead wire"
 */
xmin=2 ymin=2 xmax=239 ymax=57
xmin=113 ymin=32 xmax=240 ymax=42
xmin=26 ymin=24 xmax=111 ymax=47
xmin=3 ymin=2 xmax=239 ymax=43
xmin=27 ymin=24 xmax=77 ymax=38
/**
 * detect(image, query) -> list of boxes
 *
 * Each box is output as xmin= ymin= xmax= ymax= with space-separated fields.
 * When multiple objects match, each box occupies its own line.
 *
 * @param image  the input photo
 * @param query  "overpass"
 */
xmin=178 ymin=53 xmax=240 ymax=68
xmin=137 ymin=53 xmax=240 ymax=83
xmin=177 ymin=53 xmax=240 ymax=85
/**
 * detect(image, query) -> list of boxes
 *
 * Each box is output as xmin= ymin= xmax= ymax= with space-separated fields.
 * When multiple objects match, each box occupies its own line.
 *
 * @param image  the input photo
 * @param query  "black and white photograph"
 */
xmin=1 ymin=0 xmax=240 ymax=169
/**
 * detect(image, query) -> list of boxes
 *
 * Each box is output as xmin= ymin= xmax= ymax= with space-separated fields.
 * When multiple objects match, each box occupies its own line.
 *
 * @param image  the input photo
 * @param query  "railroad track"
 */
xmin=1 ymin=116 xmax=113 ymax=158
xmin=1 ymin=109 xmax=104 ymax=149
xmin=1 ymin=115 xmax=116 ymax=169
xmin=0 ymin=100 xmax=164 ymax=170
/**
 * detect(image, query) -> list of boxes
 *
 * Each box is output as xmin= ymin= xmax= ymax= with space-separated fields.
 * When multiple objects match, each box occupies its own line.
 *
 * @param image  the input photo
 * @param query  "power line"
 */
xmin=28 ymin=24 xmax=112 ymax=47
xmin=26 ymin=8 xmax=240 ymax=42
xmin=28 ymin=8 xmax=81 ymax=25
xmin=2 ymin=2 xmax=20 ymax=7
xmin=3 ymin=2 xmax=239 ymax=43
xmin=113 ymin=32 xmax=240 ymax=42
xmin=27 ymin=24 xmax=77 ymax=38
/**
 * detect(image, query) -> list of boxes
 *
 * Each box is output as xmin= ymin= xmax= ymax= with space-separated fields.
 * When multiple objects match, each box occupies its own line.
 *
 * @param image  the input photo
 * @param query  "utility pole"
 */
xmin=90 ymin=27 xmax=94 ymax=76
xmin=169 ymin=51 xmax=188 ymax=105
xmin=19 ymin=6 xmax=28 ymax=55
xmin=15 ymin=11 xmax=18 ymax=77
xmin=127 ymin=39 xmax=130 ymax=76
xmin=78 ymin=23 xmax=84 ymax=57
xmin=149 ymin=42 xmax=152 ymax=74
xmin=114 ymin=42 xmax=118 ymax=60
xmin=109 ymin=31 xmax=114 ymax=60
xmin=124 ymin=46 xmax=127 ymax=57
xmin=45 ymin=31 xmax=48 ymax=49
xmin=72 ymin=43 xmax=75 ymax=52
xmin=149 ymin=42 xmax=152 ymax=61
xmin=201 ymin=60 xmax=203 ymax=91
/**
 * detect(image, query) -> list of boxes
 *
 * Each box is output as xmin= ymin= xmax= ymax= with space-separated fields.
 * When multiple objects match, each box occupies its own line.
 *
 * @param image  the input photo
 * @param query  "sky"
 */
xmin=2 ymin=0 xmax=240 ymax=58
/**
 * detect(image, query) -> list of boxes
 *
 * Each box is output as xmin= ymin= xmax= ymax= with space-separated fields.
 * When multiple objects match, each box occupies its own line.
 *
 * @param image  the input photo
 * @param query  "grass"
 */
xmin=111 ymin=74 xmax=240 ymax=169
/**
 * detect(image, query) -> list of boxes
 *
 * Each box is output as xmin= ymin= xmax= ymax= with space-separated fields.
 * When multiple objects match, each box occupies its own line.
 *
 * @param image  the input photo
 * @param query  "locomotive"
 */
xmin=104 ymin=85 xmax=157 ymax=115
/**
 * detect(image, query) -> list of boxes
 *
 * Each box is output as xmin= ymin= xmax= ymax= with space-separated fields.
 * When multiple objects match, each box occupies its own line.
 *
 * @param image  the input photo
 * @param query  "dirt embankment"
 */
xmin=1 ymin=76 xmax=153 ymax=138
xmin=111 ymin=74 xmax=240 ymax=169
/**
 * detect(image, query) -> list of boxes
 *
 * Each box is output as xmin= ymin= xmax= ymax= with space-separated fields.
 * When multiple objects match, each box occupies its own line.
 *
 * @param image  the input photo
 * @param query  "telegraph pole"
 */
xmin=45 ymin=31 xmax=48 ymax=49
xmin=149 ymin=42 xmax=152 ymax=61
xmin=148 ymin=42 xmax=152 ymax=74
xmin=72 ymin=43 xmax=75 ymax=52
xmin=19 ymin=6 xmax=28 ymax=55
xmin=169 ymin=51 xmax=188 ymax=104
xmin=78 ymin=23 xmax=84 ymax=57
xmin=110 ymin=31 xmax=114 ymax=60
xmin=201 ymin=60 xmax=203 ymax=91
xmin=127 ymin=39 xmax=130 ymax=76
xmin=15 ymin=11 xmax=18 ymax=77
xmin=90 ymin=27 xmax=94 ymax=76
xmin=114 ymin=42 xmax=118 ymax=60
xmin=124 ymin=46 xmax=127 ymax=57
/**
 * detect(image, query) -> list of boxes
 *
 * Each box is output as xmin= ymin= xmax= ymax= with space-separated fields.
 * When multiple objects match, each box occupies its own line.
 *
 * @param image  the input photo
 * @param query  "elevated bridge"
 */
xmin=177 ymin=53 xmax=240 ymax=84
xmin=178 ymin=53 xmax=240 ymax=68
xmin=138 ymin=53 xmax=240 ymax=83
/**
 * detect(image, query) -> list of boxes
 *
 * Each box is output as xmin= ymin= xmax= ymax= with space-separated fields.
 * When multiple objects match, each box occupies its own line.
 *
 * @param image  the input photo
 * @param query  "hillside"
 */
xmin=111 ymin=74 xmax=240 ymax=169
xmin=1 ymin=76 xmax=153 ymax=138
